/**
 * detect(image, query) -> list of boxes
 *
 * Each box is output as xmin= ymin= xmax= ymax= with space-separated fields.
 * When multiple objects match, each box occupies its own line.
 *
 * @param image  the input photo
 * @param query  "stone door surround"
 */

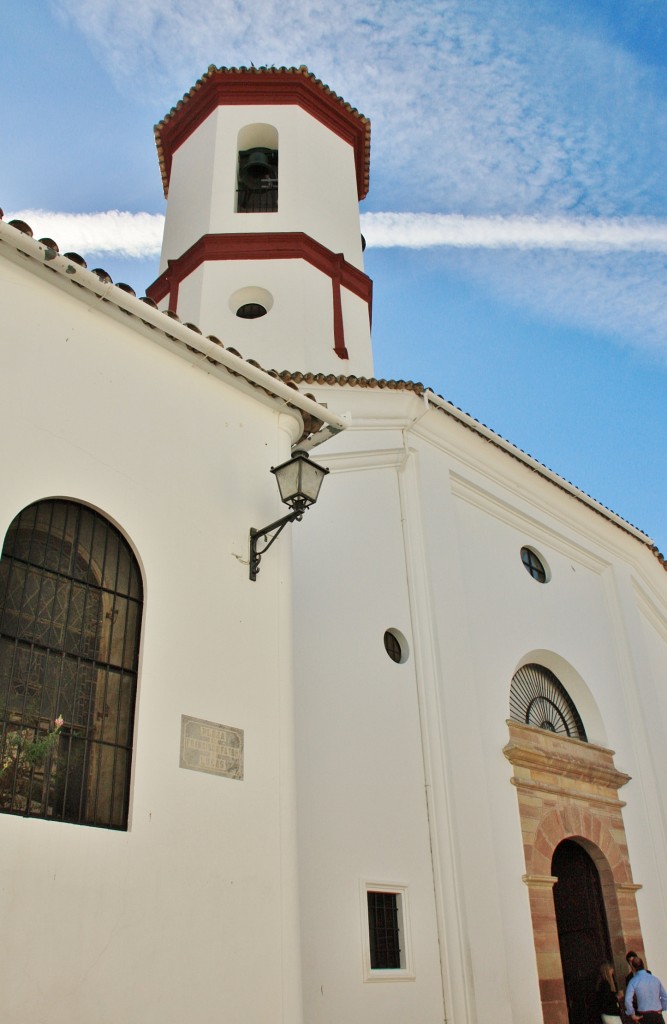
xmin=504 ymin=720 xmax=643 ymax=1024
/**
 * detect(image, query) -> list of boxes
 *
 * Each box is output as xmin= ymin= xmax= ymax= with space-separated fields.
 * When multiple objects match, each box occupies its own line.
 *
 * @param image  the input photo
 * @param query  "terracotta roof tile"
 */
xmin=63 ymin=251 xmax=87 ymax=268
xmin=8 ymin=219 xmax=33 ymax=237
xmin=278 ymin=369 xmax=425 ymax=396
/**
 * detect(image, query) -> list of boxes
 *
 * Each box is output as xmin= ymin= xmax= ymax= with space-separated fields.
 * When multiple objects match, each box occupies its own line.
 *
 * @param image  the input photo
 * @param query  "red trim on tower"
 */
xmin=148 ymin=232 xmax=372 ymax=309
xmin=331 ymin=270 xmax=349 ymax=360
xmin=168 ymin=271 xmax=179 ymax=312
xmin=146 ymin=232 xmax=371 ymax=362
xmin=155 ymin=67 xmax=370 ymax=201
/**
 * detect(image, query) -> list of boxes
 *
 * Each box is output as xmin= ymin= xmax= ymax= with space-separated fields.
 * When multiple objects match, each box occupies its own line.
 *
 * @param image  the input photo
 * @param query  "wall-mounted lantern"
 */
xmin=249 ymin=449 xmax=329 ymax=581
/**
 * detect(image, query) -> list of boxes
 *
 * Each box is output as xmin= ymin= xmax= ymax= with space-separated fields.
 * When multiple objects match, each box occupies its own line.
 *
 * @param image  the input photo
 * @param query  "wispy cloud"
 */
xmin=52 ymin=0 xmax=667 ymax=218
xmin=456 ymin=247 xmax=667 ymax=357
xmin=6 ymin=210 xmax=164 ymax=259
xmin=362 ymin=213 xmax=667 ymax=253
xmin=38 ymin=0 xmax=667 ymax=356
xmin=9 ymin=209 xmax=667 ymax=259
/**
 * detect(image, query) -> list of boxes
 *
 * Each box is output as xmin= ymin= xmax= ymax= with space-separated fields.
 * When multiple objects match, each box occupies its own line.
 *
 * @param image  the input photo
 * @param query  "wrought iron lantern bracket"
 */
xmin=249 ymin=503 xmax=306 ymax=581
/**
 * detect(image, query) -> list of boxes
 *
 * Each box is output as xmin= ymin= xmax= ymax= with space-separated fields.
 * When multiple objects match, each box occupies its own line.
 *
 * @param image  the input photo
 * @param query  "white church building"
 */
xmin=1 ymin=66 xmax=667 ymax=1024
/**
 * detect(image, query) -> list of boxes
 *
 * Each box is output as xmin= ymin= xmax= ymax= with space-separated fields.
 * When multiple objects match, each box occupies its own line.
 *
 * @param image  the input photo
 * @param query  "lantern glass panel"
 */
xmin=299 ymin=459 xmax=326 ymax=503
xmin=273 ymin=459 xmax=302 ymax=504
xmin=272 ymin=453 xmax=328 ymax=508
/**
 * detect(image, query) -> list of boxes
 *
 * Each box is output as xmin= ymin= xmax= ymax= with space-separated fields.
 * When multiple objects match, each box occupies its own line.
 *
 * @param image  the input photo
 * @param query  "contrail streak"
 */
xmin=7 ymin=209 xmax=667 ymax=257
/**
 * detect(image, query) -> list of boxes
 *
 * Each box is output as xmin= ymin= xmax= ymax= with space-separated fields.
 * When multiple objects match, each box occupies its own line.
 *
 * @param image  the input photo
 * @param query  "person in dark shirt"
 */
xmin=598 ymin=962 xmax=622 ymax=1023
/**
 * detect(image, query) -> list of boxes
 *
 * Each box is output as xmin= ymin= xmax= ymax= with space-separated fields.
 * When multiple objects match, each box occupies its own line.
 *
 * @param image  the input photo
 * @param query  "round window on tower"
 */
xmin=229 ymin=286 xmax=274 ymax=319
xmin=236 ymin=303 xmax=267 ymax=319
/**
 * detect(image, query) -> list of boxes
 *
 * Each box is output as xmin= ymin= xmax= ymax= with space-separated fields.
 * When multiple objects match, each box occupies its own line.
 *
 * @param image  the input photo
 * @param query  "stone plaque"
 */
xmin=180 ymin=715 xmax=244 ymax=780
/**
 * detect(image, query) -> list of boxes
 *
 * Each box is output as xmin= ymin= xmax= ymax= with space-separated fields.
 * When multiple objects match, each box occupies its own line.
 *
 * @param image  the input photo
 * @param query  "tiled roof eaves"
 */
xmin=278 ymin=369 xmax=661 ymax=562
xmin=155 ymin=65 xmax=371 ymax=200
xmin=0 ymin=216 xmax=344 ymax=442
xmin=277 ymin=369 xmax=425 ymax=395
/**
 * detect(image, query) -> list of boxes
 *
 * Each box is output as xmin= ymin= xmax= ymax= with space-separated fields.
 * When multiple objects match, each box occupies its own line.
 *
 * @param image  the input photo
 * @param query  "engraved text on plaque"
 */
xmin=180 ymin=715 xmax=244 ymax=780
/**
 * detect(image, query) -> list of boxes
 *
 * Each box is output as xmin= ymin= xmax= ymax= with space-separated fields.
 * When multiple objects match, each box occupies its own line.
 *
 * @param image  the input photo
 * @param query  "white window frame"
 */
xmin=360 ymin=881 xmax=415 ymax=982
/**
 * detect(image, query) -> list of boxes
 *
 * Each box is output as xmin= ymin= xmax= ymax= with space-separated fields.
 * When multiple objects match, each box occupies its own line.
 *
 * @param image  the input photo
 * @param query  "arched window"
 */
xmin=0 ymin=499 xmax=142 ymax=829
xmin=510 ymin=663 xmax=587 ymax=741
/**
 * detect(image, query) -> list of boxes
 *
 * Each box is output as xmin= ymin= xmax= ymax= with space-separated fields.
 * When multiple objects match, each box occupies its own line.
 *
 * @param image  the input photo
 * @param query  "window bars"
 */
xmin=0 ymin=500 xmax=142 ymax=828
xmin=367 ymin=890 xmax=402 ymax=969
xmin=510 ymin=663 xmax=587 ymax=741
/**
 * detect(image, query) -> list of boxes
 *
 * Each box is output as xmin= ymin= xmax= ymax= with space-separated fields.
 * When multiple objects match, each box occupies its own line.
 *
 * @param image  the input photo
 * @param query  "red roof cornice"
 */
xmin=155 ymin=66 xmax=371 ymax=201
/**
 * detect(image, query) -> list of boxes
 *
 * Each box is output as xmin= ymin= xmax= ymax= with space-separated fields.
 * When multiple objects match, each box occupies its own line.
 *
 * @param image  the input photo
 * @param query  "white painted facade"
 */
xmin=0 ymin=227 xmax=327 ymax=1024
xmin=2 ymin=65 xmax=667 ymax=1024
xmin=292 ymin=387 xmax=667 ymax=1023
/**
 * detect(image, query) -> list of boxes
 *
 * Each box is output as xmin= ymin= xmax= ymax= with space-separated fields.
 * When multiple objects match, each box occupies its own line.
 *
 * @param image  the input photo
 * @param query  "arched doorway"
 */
xmin=553 ymin=839 xmax=612 ymax=1024
xmin=505 ymin=718 xmax=641 ymax=1024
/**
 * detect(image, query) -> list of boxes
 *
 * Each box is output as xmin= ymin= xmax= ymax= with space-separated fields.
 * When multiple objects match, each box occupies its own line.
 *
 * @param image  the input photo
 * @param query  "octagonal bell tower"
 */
xmin=148 ymin=66 xmax=373 ymax=376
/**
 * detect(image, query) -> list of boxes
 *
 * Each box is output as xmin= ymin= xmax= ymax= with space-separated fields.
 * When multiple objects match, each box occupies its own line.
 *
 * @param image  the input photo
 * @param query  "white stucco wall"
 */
xmin=0 ymin=251 xmax=306 ymax=1024
xmin=175 ymin=257 xmax=370 ymax=375
xmin=292 ymin=385 xmax=667 ymax=1024
xmin=293 ymin=435 xmax=446 ymax=1024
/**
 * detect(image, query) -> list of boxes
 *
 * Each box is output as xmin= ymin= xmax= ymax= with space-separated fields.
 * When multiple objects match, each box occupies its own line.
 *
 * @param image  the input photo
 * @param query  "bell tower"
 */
xmin=148 ymin=66 xmax=373 ymax=376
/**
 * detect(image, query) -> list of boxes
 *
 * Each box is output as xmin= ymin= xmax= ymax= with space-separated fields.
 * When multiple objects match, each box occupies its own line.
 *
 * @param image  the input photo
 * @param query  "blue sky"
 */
xmin=3 ymin=0 xmax=667 ymax=551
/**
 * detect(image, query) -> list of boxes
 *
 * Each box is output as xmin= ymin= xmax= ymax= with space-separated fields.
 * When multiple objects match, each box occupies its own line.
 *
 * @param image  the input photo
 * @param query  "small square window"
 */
xmin=361 ymin=882 xmax=414 ymax=981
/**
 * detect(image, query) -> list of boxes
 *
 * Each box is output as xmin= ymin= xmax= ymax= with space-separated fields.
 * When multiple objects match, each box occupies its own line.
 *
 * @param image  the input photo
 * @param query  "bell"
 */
xmin=243 ymin=148 xmax=274 ymax=179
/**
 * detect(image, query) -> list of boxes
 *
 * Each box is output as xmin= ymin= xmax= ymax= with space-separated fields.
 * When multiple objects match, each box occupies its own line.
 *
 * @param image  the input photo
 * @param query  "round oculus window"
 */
xmin=229 ymin=286 xmax=274 ymax=317
xmin=521 ymin=546 xmax=548 ymax=583
xmin=383 ymin=628 xmax=408 ymax=664
xmin=236 ymin=302 xmax=267 ymax=319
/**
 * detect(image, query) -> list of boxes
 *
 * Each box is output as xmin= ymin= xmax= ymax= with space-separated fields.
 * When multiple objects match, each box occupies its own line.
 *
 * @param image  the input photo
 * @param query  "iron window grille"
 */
xmin=383 ymin=630 xmax=402 ymax=664
xmin=0 ymin=499 xmax=143 ymax=828
xmin=367 ymin=891 xmax=402 ymax=969
xmin=236 ymin=184 xmax=278 ymax=212
xmin=510 ymin=663 xmax=587 ymax=741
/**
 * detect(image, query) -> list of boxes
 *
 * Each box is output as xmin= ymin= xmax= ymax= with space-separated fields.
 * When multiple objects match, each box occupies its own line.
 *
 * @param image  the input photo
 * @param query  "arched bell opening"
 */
xmin=236 ymin=124 xmax=279 ymax=213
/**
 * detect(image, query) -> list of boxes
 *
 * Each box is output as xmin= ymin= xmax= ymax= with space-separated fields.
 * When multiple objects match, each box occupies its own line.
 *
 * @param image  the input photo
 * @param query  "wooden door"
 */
xmin=552 ymin=839 xmax=612 ymax=1024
